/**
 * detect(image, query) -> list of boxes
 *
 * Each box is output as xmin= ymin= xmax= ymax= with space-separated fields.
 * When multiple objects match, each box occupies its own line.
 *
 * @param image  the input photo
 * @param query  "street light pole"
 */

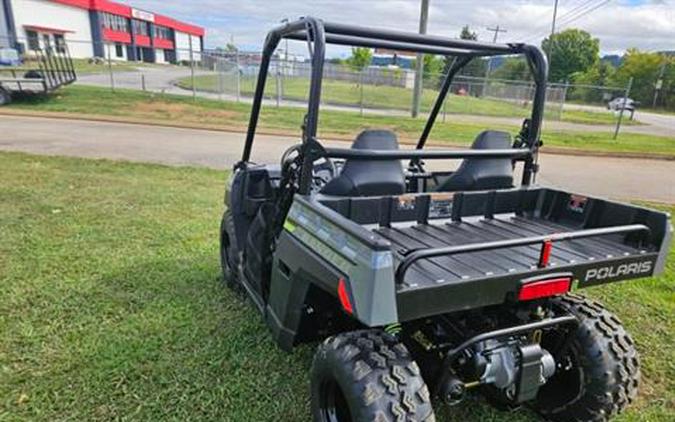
xmin=411 ymin=0 xmax=430 ymax=118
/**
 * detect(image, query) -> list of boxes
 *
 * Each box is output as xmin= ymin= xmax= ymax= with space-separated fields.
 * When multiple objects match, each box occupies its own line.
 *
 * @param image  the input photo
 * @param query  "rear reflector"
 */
xmin=518 ymin=277 xmax=571 ymax=301
xmin=538 ymin=239 xmax=553 ymax=268
xmin=337 ymin=278 xmax=354 ymax=314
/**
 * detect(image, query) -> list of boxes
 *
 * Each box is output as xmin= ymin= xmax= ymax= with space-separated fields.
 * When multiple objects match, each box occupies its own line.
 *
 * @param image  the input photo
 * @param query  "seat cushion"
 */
xmin=435 ymin=130 xmax=514 ymax=192
xmin=321 ymin=130 xmax=405 ymax=197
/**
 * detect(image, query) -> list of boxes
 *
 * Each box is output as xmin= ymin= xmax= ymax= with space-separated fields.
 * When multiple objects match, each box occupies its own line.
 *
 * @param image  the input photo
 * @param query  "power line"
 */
xmin=523 ymin=0 xmax=612 ymax=43
xmin=521 ymin=0 xmax=596 ymax=42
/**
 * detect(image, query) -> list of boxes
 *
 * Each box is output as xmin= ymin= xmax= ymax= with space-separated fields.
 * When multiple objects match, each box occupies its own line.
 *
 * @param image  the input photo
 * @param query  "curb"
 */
xmin=1 ymin=109 xmax=673 ymax=162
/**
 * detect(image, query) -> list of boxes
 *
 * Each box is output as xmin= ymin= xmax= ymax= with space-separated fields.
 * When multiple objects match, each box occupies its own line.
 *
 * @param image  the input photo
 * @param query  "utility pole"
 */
xmin=652 ymin=61 xmax=667 ymax=108
xmin=482 ymin=25 xmax=507 ymax=97
xmin=411 ymin=0 xmax=430 ymax=118
xmin=548 ymin=0 xmax=559 ymax=70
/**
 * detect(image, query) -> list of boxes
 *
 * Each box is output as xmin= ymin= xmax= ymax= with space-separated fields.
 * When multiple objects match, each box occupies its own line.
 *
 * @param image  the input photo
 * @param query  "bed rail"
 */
xmin=394 ymin=224 xmax=650 ymax=285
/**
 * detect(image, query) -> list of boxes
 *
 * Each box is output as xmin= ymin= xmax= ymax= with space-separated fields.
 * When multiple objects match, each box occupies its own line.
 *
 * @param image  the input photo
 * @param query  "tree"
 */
xmin=410 ymin=54 xmax=445 ymax=87
xmin=569 ymin=60 xmax=616 ymax=103
xmin=492 ymin=57 xmax=530 ymax=81
xmin=542 ymin=29 xmax=599 ymax=82
xmin=347 ymin=47 xmax=372 ymax=71
xmin=608 ymin=49 xmax=668 ymax=106
xmin=459 ymin=25 xmax=477 ymax=41
xmin=444 ymin=25 xmax=486 ymax=78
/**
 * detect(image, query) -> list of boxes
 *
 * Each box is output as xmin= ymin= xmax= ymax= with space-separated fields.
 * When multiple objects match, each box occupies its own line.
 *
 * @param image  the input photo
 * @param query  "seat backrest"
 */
xmin=321 ymin=129 xmax=405 ymax=197
xmin=435 ymin=130 xmax=514 ymax=192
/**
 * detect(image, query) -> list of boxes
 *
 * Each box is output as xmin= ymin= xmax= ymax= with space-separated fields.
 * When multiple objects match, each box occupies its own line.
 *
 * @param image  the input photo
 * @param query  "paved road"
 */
xmin=563 ymin=103 xmax=675 ymax=137
xmin=76 ymin=70 xmax=675 ymax=138
xmin=1 ymin=115 xmax=673 ymax=203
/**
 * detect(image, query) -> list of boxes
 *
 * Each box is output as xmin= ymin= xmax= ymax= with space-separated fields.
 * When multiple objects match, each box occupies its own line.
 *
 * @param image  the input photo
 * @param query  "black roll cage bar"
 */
xmin=241 ymin=17 xmax=549 ymax=195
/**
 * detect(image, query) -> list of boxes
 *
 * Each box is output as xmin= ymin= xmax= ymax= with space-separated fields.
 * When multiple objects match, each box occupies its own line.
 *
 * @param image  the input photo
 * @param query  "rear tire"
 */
xmin=219 ymin=211 xmax=241 ymax=290
xmin=533 ymin=293 xmax=640 ymax=421
xmin=311 ymin=330 xmax=435 ymax=422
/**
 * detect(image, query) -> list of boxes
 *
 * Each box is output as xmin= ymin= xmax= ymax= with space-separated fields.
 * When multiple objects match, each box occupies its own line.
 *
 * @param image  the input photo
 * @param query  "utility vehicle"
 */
xmin=220 ymin=17 xmax=671 ymax=421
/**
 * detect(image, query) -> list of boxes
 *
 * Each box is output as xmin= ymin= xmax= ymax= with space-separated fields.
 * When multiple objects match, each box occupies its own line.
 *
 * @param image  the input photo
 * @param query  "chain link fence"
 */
xmin=1 ymin=36 xmax=637 ymax=134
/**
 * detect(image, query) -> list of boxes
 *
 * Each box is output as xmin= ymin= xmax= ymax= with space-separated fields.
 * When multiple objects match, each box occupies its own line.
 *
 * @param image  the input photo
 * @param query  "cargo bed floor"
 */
xmin=373 ymin=215 xmax=649 ymax=287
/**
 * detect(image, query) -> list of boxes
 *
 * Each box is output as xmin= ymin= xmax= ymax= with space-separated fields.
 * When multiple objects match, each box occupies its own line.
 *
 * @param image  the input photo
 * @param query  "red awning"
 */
xmin=23 ymin=25 xmax=75 ymax=34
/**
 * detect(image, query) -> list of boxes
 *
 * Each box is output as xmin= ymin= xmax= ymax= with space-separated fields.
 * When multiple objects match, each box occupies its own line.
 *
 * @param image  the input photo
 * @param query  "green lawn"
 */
xmin=176 ymin=74 xmax=629 ymax=126
xmin=3 ymin=58 xmax=145 ymax=75
xmin=6 ymin=86 xmax=674 ymax=157
xmin=0 ymin=152 xmax=672 ymax=420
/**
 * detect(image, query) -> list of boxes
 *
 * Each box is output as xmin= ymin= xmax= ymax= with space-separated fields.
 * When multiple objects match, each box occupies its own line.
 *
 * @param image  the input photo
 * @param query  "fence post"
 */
xmin=189 ymin=36 xmax=196 ymax=101
xmin=613 ymin=77 xmax=633 ymax=140
xmin=218 ymin=61 xmax=224 ymax=101
xmin=359 ymin=70 xmax=364 ymax=116
xmin=141 ymin=74 xmax=146 ymax=91
xmin=275 ymin=61 xmax=281 ymax=108
xmin=558 ymin=80 xmax=569 ymax=120
xmin=235 ymin=50 xmax=241 ymax=103
xmin=106 ymin=43 xmax=114 ymax=92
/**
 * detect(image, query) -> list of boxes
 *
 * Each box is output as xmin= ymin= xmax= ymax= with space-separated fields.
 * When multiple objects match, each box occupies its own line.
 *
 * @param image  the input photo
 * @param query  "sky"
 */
xmin=117 ymin=0 xmax=674 ymax=57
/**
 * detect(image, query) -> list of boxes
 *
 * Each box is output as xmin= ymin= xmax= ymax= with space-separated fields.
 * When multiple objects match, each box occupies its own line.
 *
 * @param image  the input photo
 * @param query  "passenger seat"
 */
xmin=435 ymin=130 xmax=514 ymax=192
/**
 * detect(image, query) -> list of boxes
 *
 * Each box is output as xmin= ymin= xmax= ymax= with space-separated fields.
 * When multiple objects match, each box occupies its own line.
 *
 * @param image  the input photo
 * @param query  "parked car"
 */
xmin=608 ymin=97 xmax=638 ymax=114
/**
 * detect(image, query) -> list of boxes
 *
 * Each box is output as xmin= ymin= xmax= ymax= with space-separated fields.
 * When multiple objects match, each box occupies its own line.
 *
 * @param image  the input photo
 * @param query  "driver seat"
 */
xmin=320 ymin=130 xmax=405 ymax=197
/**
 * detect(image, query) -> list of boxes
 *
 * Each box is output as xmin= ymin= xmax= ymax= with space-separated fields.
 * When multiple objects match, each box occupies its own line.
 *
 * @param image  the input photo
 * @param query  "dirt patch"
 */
xmin=132 ymin=101 xmax=241 ymax=121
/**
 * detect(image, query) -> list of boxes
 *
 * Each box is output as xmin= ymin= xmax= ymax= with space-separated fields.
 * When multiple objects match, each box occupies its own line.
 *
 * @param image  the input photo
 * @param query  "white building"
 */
xmin=0 ymin=0 xmax=204 ymax=63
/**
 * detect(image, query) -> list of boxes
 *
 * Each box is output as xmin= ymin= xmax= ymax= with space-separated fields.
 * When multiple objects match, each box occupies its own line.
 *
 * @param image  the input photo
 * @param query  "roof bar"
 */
xmin=324 ymin=147 xmax=531 ymax=160
xmin=285 ymin=33 xmax=500 ymax=57
xmin=322 ymin=21 xmax=518 ymax=53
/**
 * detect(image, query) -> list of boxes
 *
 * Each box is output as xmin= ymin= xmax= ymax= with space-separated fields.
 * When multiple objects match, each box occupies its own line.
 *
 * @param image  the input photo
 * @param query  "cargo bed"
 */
xmin=376 ymin=215 xmax=649 ymax=288
xmin=314 ymin=188 xmax=671 ymax=321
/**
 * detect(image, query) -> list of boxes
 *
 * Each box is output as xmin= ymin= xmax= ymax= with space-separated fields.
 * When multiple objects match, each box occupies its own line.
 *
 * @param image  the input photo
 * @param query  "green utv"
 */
xmin=219 ymin=17 xmax=672 ymax=421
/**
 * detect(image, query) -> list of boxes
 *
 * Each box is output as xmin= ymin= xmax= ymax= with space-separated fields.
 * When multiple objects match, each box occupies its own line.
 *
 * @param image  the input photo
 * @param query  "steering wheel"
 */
xmin=280 ymin=144 xmax=337 ymax=190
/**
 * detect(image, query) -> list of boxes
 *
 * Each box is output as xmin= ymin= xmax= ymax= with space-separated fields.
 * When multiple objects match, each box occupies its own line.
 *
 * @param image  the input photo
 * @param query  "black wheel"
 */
xmin=0 ymin=87 xmax=11 ymax=106
xmin=311 ymin=330 xmax=435 ymax=422
xmin=219 ymin=211 xmax=240 ymax=290
xmin=533 ymin=293 xmax=640 ymax=421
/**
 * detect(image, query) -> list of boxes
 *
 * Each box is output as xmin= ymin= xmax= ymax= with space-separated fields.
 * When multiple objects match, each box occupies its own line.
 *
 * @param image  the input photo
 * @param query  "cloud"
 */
xmin=118 ymin=0 xmax=674 ymax=55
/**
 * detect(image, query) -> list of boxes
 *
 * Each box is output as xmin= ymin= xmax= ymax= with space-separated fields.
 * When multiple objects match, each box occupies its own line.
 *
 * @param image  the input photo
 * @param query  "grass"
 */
xmin=5 ymin=85 xmax=674 ymax=157
xmin=2 ymin=58 xmax=145 ymax=75
xmin=0 ymin=152 xmax=673 ymax=421
xmin=176 ymin=74 xmax=630 ymax=126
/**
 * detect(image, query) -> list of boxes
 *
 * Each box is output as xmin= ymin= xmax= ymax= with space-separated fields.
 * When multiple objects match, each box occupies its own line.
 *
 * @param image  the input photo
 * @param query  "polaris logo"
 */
xmin=585 ymin=261 xmax=652 ymax=282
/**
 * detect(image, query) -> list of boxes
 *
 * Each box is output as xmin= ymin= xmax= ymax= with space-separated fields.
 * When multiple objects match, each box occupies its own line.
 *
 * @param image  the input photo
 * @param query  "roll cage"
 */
xmin=241 ymin=17 xmax=549 ymax=195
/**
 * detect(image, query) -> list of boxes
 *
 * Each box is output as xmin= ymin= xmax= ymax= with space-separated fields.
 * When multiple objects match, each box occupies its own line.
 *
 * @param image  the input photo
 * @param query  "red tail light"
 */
xmin=337 ymin=278 xmax=354 ymax=314
xmin=518 ymin=277 xmax=571 ymax=301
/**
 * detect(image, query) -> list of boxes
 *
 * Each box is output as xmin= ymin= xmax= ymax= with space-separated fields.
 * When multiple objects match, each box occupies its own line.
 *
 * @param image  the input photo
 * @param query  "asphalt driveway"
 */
xmin=1 ymin=115 xmax=673 ymax=203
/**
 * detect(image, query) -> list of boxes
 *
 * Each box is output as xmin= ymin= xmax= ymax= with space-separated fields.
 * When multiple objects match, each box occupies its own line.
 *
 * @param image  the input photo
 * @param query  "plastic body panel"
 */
xmin=264 ymin=188 xmax=671 ymax=334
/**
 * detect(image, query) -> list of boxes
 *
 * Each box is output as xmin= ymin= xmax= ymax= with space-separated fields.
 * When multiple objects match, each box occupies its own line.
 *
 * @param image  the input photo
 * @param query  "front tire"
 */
xmin=311 ymin=330 xmax=435 ymax=422
xmin=534 ymin=294 xmax=640 ymax=421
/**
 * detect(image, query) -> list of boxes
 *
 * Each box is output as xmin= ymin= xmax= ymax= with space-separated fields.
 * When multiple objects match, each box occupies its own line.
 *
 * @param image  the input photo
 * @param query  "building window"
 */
xmin=132 ymin=19 xmax=149 ymax=36
xmin=154 ymin=25 xmax=171 ymax=40
xmin=101 ymin=12 xmax=129 ymax=33
xmin=42 ymin=34 xmax=51 ymax=50
xmin=26 ymin=30 xmax=39 ymax=50
xmin=54 ymin=34 xmax=66 ymax=53
xmin=115 ymin=43 xmax=124 ymax=58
